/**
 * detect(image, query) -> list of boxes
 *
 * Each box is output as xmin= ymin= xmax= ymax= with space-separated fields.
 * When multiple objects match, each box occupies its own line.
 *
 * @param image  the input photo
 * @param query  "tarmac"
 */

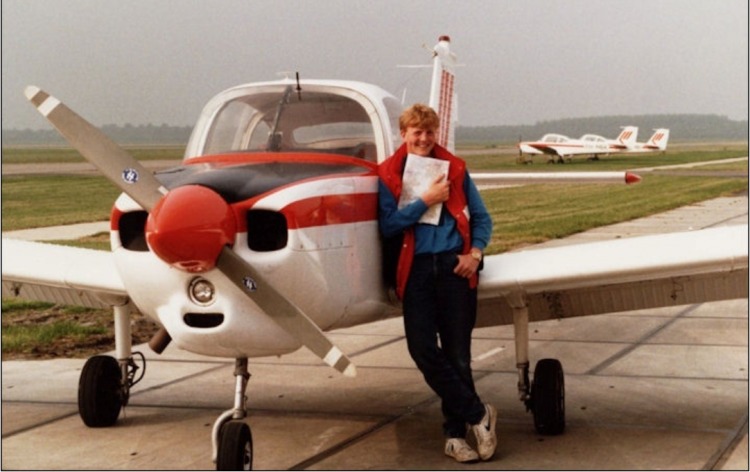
xmin=2 ymin=181 xmax=748 ymax=469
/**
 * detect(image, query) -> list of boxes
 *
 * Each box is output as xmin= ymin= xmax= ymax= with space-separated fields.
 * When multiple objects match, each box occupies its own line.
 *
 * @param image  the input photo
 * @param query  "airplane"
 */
xmin=2 ymin=36 xmax=747 ymax=470
xmin=518 ymin=126 xmax=639 ymax=163
xmin=626 ymin=128 xmax=670 ymax=153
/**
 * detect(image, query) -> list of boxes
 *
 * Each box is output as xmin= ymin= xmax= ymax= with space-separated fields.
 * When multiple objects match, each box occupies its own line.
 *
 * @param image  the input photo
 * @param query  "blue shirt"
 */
xmin=378 ymin=171 xmax=493 ymax=255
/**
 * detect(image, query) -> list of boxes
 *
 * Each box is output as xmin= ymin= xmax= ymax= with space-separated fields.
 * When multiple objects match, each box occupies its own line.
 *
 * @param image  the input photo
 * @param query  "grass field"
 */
xmin=482 ymin=174 xmax=746 ymax=252
xmin=1 ymin=299 xmax=106 ymax=354
xmin=1 ymin=145 xmax=185 ymax=164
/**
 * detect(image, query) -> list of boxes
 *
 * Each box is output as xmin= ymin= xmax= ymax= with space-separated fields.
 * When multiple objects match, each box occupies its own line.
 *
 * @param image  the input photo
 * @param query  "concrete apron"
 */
xmin=2 ymin=196 xmax=747 ymax=470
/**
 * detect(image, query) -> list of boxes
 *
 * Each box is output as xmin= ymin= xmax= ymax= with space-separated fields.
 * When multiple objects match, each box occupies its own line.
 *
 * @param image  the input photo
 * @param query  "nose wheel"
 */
xmin=213 ymin=358 xmax=254 ymax=470
xmin=217 ymin=421 xmax=253 ymax=470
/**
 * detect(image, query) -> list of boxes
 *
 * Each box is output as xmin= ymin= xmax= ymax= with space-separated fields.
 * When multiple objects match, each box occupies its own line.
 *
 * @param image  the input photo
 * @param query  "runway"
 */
xmin=2 ymin=195 xmax=747 ymax=470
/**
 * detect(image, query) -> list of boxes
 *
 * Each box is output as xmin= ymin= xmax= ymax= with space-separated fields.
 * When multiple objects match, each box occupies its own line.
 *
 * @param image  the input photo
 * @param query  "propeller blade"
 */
xmin=216 ymin=247 xmax=356 ymax=377
xmin=24 ymin=86 xmax=166 ymax=211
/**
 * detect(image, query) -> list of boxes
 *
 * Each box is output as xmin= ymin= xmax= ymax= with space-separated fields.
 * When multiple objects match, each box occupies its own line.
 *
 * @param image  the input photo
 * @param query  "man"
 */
xmin=378 ymin=104 xmax=496 ymax=463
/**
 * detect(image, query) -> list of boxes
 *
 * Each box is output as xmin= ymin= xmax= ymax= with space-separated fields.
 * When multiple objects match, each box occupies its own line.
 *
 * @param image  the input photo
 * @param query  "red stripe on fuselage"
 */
xmin=185 ymin=151 xmax=378 ymax=170
xmin=111 ymin=152 xmax=379 ymax=234
xmin=438 ymin=70 xmax=454 ymax=148
xmin=281 ymin=193 xmax=377 ymax=229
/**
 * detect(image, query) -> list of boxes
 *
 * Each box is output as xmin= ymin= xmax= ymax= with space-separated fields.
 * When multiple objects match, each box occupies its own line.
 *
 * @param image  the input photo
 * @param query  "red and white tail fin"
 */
xmin=428 ymin=35 xmax=458 ymax=153
xmin=645 ymin=128 xmax=670 ymax=150
xmin=616 ymin=126 xmax=638 ymax=148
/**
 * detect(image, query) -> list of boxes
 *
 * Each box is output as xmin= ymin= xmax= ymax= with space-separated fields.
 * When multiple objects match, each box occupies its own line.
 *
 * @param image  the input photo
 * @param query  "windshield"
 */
xmin=202 ymin=88 xmax=378 ymax=162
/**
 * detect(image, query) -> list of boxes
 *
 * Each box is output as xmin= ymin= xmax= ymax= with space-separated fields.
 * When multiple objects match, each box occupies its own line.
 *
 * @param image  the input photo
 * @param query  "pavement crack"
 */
xmin=585 ymin=304 xmax=701 ymax=375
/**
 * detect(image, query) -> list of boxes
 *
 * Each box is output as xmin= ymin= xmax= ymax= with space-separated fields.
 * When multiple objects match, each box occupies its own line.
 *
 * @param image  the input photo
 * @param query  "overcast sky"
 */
xmin=2 ymin=0 xmax=748 ymax=130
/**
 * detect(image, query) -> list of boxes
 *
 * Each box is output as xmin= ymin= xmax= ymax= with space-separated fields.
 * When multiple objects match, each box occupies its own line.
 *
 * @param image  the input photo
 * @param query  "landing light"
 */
xmin=189 ymin=277 xmax=216 ymax=306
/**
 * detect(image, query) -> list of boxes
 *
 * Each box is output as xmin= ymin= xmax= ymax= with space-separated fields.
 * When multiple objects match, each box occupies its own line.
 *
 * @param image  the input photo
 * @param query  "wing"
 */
xmin=526 ymin=144 xmax=562 ymax=156
xmin=1 ymin=238 xmax=129 ymax=308
xmin=476 ymin=225 xmax=748 ymax=326
xmin=471 ymin=171 xmax=640 ymax=186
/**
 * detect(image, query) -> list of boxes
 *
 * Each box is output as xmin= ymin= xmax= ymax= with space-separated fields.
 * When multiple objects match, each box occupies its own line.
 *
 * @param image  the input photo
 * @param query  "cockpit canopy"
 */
xmin=580 ymin=134 xmax=607 ymax=143
xmin=539 ymin=133 xmax=571 ymax=143
xmin=184 ymin=81 xmax=403 ymax=164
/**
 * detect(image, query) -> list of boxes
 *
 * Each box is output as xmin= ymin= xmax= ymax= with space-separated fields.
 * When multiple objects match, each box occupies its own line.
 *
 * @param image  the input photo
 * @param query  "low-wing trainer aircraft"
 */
xmin=2 ymin=37 xmax=745 ymax=470
xmin=518 ymin=126 xmax=639 ymax=163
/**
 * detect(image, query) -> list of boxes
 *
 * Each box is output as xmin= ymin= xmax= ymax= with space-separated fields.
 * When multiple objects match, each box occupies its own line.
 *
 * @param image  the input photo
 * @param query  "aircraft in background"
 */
xmin=627 ymin=128 xmax=670 ymax=153
xmin=518 ymin=126 xmax=639 ymax=163
xmin=604 ymin=125 xmax=639 ymax=152
xmin=3 ymin=37 xmax=745 ymax=470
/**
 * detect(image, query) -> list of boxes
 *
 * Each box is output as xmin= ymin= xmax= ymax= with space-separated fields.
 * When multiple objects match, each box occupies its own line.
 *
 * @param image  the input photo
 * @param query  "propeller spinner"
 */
xmin=24 ymin=86 xmax=356 ymax=377
xmin=146 ymin=185 xmax=237 ymax=272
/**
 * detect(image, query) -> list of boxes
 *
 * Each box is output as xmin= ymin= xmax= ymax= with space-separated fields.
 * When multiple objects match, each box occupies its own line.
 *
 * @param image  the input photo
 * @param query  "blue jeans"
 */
xmin=403 ymin=252 xmax=486 ymax=438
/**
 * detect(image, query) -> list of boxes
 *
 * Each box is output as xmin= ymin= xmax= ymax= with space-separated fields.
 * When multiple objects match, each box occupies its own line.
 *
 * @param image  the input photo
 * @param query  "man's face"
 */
xmin=401 ymin=126 xmax=436 ymax=157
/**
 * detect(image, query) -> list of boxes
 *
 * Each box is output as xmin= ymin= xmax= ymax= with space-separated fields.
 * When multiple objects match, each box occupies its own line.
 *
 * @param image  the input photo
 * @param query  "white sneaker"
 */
xmin=471 ymin=403 xmax=497 ymax=460
xmin=444 ymin=438 xmax=479 ymax=463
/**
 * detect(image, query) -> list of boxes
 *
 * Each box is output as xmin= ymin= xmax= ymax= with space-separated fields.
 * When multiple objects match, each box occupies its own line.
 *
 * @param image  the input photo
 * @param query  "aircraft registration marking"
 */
xmin=121 ymin=168 xmax=139 ymax=184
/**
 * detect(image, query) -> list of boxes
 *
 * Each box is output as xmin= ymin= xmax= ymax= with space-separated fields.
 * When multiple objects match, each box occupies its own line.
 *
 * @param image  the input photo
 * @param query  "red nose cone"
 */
xmin=146 ymin=185 xmax=237 ymax=272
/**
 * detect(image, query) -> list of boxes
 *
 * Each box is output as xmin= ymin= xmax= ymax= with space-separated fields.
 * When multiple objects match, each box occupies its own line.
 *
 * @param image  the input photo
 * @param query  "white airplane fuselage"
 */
xmin=110 ymin=80 xmax=402 ymax=358
xmin=519 ymin=133 xmax=608 ymax=157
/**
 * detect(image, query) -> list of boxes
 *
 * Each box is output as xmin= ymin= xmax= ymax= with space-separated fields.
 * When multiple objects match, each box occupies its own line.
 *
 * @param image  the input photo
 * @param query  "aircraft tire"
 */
xmin=531 ymin=358 xmax=565 ymax=435
xmin=217 ymin=421 xmax=253 ymax=470
xmin=78 ymin=355 xmax=123 ymax=427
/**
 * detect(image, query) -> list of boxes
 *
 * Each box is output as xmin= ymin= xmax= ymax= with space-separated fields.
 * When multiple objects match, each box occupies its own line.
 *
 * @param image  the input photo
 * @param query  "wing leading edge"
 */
xmin=476 ymin=225 xmax=748 ymax=327
xmin=1 ymin=238 xmax=129 ymax=308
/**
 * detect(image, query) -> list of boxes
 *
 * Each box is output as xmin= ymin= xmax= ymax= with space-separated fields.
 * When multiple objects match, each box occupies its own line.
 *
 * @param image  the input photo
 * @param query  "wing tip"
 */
xmin=625 ymin=172 xmax=642 ymax=184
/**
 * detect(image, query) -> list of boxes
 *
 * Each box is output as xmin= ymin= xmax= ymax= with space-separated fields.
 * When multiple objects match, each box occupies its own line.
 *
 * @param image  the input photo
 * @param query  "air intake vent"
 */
xmin=118 ymin=211 xmax=149 ymax=251
xmin=184 ymin=313 xmax=225 ymax=328
xmin=246 ymin=210 xmax=288 ymax=251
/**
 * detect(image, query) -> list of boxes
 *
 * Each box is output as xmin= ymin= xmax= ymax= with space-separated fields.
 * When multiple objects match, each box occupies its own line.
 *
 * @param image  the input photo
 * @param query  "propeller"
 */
xmin=24 ymin=86 xmax=167 ymax=212
xmin=24 ymin=86 xmax=356 ymax=377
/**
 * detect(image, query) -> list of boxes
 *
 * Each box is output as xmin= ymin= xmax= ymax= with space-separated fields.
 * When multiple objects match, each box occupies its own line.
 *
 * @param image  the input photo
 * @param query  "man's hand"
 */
xmin=454 ymin=253 xmax=481 ymax=278
xmin=421 ymin=174 xmax=450 ymax=207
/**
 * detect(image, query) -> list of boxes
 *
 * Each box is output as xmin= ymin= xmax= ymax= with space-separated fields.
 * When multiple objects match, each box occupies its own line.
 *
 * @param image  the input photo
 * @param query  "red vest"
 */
xmin=379 ymin=143 xmax=477 ymax=300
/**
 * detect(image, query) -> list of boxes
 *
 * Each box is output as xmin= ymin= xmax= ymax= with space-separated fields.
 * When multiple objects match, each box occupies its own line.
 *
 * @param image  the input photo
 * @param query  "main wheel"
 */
xmin=531 ymin=358 xmax=565 ymax=435
xmin=217 ymin=421 xmax=253 ymax=470
xmin=78 ymin=355 xmax=123 ymax=427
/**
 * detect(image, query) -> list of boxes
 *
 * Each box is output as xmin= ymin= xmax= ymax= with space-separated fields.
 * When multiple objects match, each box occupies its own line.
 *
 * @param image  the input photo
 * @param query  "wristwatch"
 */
xmin=470 ymin=249 xmax=482 ymax=262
